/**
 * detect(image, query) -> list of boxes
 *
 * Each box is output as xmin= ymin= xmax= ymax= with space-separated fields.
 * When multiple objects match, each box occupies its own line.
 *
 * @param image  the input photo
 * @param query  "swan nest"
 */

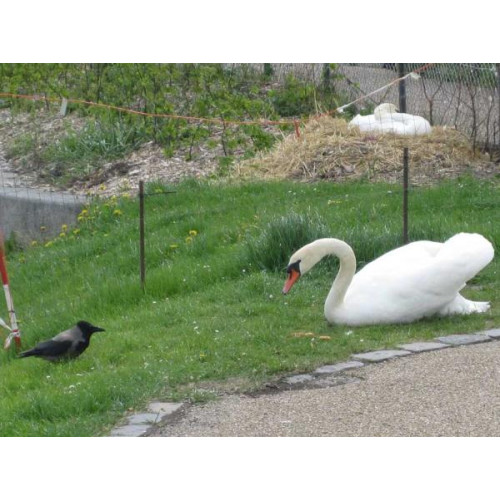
xmin=235 ymin=116 xmax=499 ymax=186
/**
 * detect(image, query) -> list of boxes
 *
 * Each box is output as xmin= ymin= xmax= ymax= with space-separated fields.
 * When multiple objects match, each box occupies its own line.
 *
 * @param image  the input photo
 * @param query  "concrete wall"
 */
xmin=0 ymin=188 xmax=87 ymax=245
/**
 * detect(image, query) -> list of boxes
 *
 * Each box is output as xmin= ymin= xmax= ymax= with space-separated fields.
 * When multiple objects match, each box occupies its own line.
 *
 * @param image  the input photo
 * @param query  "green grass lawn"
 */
xmin=0 ymin=176 xmax=498 ymax=436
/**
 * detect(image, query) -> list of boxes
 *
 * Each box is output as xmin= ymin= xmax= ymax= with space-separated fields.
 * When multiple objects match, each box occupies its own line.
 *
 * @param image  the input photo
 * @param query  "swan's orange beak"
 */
xmin=282 ymin=268 xmax=300 ymax=294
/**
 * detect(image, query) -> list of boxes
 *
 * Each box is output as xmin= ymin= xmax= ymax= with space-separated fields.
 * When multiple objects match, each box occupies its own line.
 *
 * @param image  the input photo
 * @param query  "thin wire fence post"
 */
xmin=497 ymin=64 xmax=500 ymax=149
xmin=139 ymin=180 xmax=146 ymax=291
xmin=398 ymin=63 xmax=409 ymax=244
xmin=402 ymin=148 xmax=409 ymax=244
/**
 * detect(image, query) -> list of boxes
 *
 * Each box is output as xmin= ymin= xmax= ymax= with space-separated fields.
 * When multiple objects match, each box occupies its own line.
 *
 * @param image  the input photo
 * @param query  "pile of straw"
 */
xmin=236 ymin=116 xmax=493 ymax=185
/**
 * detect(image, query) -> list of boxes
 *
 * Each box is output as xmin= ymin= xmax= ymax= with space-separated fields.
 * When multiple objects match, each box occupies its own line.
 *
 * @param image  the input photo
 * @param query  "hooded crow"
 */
xmin=18 ymin=321 xmax=105 ymax=362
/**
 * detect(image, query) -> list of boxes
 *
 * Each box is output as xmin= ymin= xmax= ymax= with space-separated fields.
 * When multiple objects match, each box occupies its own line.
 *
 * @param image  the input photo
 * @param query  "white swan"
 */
xmin=349 ymin=103 xmax=432 ymax=136
xmin=282 ymin=233 xmax=494 ymax=326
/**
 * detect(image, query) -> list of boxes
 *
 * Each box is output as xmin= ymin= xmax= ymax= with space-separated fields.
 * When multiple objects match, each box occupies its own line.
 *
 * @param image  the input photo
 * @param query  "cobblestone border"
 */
xmin=110 ymin=328 xmax=500 ymax=436
xmin=282 ymin=328 xmax=500 ymax=387
xmin=110 ymin=401 xmax=184 ymax=437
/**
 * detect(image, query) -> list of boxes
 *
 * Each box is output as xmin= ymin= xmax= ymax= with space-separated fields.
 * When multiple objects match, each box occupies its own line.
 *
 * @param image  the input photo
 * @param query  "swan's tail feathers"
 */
xmin=438 ymin=294 xmax=490 ymax=317
xmin=440 ymin=233 xmax=494 ymax=280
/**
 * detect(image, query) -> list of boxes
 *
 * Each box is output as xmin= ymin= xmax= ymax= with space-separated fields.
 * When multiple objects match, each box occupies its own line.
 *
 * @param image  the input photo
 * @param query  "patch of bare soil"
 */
xmin=70 ymin=140 xmax=221 ymax=196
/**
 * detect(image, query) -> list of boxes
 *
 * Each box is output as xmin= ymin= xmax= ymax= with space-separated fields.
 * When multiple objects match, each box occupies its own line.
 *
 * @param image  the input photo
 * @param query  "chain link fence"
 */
xmin=257 ymin=63 xmax=500 ymax=155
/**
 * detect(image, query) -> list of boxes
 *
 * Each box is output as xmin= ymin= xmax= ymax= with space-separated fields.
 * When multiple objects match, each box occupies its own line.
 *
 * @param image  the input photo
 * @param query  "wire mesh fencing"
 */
xmin=256 ymin=63 xmax=500 ymax=155
xmin=339 ymin=64 xmax=499 ymax=152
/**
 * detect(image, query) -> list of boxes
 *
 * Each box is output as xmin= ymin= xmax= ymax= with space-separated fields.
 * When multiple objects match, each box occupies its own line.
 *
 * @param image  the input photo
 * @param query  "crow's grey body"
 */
xmin=19 ymin=321 xmax=105 ymax=361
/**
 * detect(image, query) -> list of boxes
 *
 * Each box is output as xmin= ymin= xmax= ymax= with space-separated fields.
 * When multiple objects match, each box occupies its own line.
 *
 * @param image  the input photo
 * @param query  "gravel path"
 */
xmin=150 ymin=340 xmax=500 ymax=437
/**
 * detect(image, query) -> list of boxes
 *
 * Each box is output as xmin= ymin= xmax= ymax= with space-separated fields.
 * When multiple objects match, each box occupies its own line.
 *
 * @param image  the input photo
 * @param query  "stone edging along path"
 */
xmin=109 ymin=328 xmax=500 ymax=437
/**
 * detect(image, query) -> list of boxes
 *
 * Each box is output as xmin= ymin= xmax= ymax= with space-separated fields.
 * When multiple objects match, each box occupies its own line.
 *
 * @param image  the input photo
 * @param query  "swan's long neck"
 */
xmin=317 ymin=239 xmax=356 ymax=312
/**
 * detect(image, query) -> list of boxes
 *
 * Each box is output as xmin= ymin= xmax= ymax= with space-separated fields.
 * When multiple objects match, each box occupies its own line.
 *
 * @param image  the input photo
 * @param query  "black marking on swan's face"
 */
xmin=286 ymin=260 xmax=301 ymax=275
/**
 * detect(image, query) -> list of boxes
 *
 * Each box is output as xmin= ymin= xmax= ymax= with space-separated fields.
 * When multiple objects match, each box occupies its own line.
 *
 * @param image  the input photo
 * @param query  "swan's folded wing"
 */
xmin=349 ymin=114 xmax=382 ymax=132
xmin=377 ymin=113 xmax=431 ymax=136
xmin=375 ymin=233 xmax=493 ymax=298
xmin=345 ymin=234 xmax=493 ymax=319
xmin=356 ymin=240 xmax=442 ymax=277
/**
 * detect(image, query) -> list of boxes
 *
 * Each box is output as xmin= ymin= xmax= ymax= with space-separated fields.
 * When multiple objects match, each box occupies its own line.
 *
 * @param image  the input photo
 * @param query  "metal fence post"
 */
xmin=402 ymin=148 xmax=409 ymax=244
xmin=398 ymin=63 xmax=409 ymax=244
xmin=497 ymin=64 xmax=500 ymax=148
xmin=139 ymin=180 xmax=146 ymax=290
xmin=398 ymin=64 xmax=406 ymax=113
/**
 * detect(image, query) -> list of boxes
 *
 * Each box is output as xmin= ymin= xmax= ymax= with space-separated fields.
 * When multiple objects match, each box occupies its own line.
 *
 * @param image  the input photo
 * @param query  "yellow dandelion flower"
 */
xmin=30 ymin=240 xmax=38 ymax=247
xmin=185 ymin=236 xmax=193 ymax=244
xmin=61 ymin=224 xmax=68 ymax=232
xmin=79 ymin=209 xmax=89 ymax=219
xmin=59 ymin=232 xmax=66 ymax=238
xmin=73 ymin=228 xmax=81 ymax=235
xmin=44 ymin=241 xmax=54 ymax=248
xmin=113 ymin=209 xmax=123 ymax=216
xmin=189 ymin=229 xmax=198 ymax=236
xmin=169 ymin=244 xmax=179 ymax=249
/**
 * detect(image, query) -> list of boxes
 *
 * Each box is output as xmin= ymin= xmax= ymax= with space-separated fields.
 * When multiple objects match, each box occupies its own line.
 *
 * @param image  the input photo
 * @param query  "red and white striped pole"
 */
xmin=0 ymin=230 xmax=21 ymax=350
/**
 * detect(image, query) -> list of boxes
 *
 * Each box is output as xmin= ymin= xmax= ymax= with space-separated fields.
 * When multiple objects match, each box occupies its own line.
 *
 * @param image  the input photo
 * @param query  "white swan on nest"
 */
xmin=349 ymin=103 xmax=432 ymax=136
xmin=282 ymin=233 xmax=494 ymax=326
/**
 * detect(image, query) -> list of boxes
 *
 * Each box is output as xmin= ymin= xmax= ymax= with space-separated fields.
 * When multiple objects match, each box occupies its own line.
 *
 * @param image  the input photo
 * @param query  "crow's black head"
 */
xmin=77 ymin=320 xmax=105 ymax=336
